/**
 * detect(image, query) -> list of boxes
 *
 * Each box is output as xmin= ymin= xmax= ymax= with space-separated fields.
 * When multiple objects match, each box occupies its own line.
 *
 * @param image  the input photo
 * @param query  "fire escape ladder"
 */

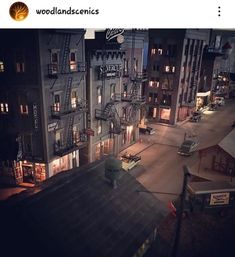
xmin=127 ymin=105 xmax=137 ymax=123
xmin=131 ymin=81 xmax=139 ymax=98
xmin=111 ymin=108 xmax=121 ymax=134
xmin=103 ymin=102 xmax=113 ymax=119
xmin=66 ymin=115 xmax=74 ymax=148
xmin=61 ymin=33 xmax=71 ymax=74
xmin=64 ymin=76 xmax=73 ymax=113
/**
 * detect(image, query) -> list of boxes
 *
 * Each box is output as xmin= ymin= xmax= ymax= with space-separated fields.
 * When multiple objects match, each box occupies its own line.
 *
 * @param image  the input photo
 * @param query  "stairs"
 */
xmin=61 ymin=34 xmax=71 ymax=74
xmin=111 ymin=108 xmax=121 ymax=134
xmin=66 ymin=115 xmax=74 ymax=147
xmin=63 ymin=76 xmax=73 ymax=113
xmin=102 ymin=103 xmax=113 ymax=119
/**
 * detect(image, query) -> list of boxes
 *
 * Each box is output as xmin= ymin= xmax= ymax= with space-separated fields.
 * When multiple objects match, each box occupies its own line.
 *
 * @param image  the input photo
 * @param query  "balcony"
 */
xmin=121 ymin=93 xmax=146 ymax=104
xmin=131 ymin=72 xmax=148 ymax=82
xmin=54 ymin=132 xmax=87 ymax=156
xmin=51 ymin=100 xmax=87 ymax=119
xmin=48 ymin=62 xmax=86 ymax=78
xmin=204 ymin=46 xmax=224 ymax=57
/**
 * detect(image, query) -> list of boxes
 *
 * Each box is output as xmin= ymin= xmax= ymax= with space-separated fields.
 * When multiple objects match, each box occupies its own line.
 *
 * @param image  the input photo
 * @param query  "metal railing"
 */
xmin=48 ymin=62 xmax=86 ymax=77
xmin=51 ymin=100 xmax=87 ymax=118
xmin=54 ymin=132 xmax=87 ymax=156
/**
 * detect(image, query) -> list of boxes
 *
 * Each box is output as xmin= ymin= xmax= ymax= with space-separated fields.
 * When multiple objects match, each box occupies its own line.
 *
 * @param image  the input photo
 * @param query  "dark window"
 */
xmin=51 ymin=53 xmax=58 ymax=63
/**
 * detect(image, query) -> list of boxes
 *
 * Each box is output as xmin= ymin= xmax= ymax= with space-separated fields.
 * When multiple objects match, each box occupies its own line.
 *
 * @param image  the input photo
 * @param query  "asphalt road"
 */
xmin=134 ymin=99 xmax=235 ymax=204
xmin=137 ymin=99 xmax=235 ymax=257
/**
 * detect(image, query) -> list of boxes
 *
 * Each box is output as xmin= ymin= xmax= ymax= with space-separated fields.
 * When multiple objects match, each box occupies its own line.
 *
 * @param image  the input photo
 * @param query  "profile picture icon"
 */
xmin=9 ymin=2 xmax=29 ymax=21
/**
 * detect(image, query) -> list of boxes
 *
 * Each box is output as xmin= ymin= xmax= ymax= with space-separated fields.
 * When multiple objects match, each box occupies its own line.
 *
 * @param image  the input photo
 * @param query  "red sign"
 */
xmin=85 ymin=128 xmax=95 ymax=136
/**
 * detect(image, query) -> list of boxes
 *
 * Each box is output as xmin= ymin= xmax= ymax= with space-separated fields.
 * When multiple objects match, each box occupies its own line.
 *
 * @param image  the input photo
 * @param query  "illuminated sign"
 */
xmin=48 ymin=122 xmax=58 ymax=132
xmin=99 ymin=64 xmax=122 ymax=78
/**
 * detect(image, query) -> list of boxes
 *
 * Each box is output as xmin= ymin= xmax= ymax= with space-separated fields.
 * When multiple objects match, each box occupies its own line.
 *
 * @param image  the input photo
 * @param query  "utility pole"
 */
xmin=170 ymin=165 xmax=191 ymax=257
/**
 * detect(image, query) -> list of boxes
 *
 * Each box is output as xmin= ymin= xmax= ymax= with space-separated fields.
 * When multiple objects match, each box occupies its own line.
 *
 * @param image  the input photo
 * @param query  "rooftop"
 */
xmin=0 ymin=157 xmax=168 ymax=257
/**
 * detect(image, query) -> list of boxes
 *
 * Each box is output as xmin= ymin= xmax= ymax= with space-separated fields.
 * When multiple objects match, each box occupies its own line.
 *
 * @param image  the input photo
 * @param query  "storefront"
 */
xmin=49 ymin=150 xmax=79 ymax=177
xmin=14 ymin=161 xmax=46 ymax=185
xmin=159 ymin=107 xmax=171 ymax=123
xmin=95 ymin=138 xmax=114 ymax=160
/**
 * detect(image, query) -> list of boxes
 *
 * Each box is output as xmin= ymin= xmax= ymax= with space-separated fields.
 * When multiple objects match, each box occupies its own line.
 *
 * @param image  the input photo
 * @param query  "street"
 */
xmin=126 ymin=99 xmax=235 ymax=204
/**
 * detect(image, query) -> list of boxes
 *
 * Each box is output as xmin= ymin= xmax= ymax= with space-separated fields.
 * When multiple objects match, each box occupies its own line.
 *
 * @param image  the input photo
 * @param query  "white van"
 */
xmin=214 ymin=97 xmax=225 ymax=106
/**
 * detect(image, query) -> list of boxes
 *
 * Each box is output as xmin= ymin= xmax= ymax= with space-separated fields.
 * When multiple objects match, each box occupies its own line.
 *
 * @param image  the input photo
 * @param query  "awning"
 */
xmin=197 ymin=91 xmax=211 ymax=97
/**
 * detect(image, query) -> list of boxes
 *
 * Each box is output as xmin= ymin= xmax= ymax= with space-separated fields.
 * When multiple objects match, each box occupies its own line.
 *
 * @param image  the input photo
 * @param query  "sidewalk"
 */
xmin=0 ymin=186 xmax=26 ymax=201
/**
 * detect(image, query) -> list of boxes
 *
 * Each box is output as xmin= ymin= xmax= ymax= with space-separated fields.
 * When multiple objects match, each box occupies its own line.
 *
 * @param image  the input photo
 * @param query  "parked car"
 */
xmin=214 ymin=97 xmax=225 ymax=106
xmin=139 ymin=126 xmax=156 ymax=135
xmin=120 ymin=152 xmax=141 ymax=171
xmin=189 ymin=111 xmax=202 ymax=122
xmin=177 ymin=139 xmax=199 ymax=156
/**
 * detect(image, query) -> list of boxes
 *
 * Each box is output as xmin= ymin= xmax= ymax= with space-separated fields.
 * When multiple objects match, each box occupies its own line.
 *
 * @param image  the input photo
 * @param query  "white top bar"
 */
xmin=0 ymin=0 xmax=235 ymax=28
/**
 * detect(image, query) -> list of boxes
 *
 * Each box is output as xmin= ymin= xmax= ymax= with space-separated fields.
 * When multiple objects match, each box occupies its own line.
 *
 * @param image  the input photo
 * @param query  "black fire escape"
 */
xmin=48 ymin=32 xmax=87 ymax=156
xmin=95 ymin=97 xmax=122 ymax=135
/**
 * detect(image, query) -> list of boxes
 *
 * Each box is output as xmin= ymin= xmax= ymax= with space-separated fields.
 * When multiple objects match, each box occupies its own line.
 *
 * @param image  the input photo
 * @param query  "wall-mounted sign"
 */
xmin=210 ymin=192 xmax=230 ymax=206
xmin=48 ymin=122 xmax=58 ymax=132
xmin=85 ymin=128 xmax=95 ymax=136
xmin=99 ymin=64 xmax=122 ymax=79
xmin=106 ymin=29 xmax=124 ymax=42
xmin=33 ymin=103 xmax=39 ymax=131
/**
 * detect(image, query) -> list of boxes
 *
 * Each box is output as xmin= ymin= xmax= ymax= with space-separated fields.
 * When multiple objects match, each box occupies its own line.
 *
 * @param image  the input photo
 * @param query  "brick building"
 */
xmin=146 ymin=29 xmax=209 ymax=124
xmin=0 ymin=29 xmax=88 ymax=185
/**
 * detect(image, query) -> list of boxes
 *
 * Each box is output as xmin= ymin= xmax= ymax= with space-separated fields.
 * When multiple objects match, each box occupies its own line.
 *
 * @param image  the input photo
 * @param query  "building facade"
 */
xmin=86 ymin=30 xmax=147 ymax=162
xmin=0 ymin=29 xmax=88 ymax=185
xmin=146 ymin=29 xmax=209 ymax=124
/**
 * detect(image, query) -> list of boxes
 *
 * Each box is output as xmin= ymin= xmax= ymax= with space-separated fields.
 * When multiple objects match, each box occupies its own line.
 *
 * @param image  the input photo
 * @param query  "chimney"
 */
xmin=104 ymin=157 xmax=122 ymax=189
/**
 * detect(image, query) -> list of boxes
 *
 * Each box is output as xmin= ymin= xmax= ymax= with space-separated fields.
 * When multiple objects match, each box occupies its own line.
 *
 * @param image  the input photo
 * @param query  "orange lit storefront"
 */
xmin=159 ymin=107 xmax=171 ymax=123
xmin=12 ymin=150 xmax=80 ymax=185
xmin=14 ymin=161 xmax=46 ymax=185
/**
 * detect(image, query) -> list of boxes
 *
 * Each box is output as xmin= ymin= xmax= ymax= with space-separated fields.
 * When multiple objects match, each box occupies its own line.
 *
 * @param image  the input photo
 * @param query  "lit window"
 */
xmin=0 ymin=103 xmax=8 ymax=113
xmin=73 ymin=125 xmax=80 ymax=143
xmin=71 ymin=90 xmax=78 ymax=108
xmin=110 ymin=83 xmax=116 ymax=100
xmin=20 ymin=104 xmax=28 ymax=115
xmin=70 ymin=51 xmax=77 ymax=72
xmin=123 ymin=83 xmax=128 ymax=97
xmin=134 ymin=58 xmax=138 ymax=72
xmin=53 ymin=94 xmax=60 ymax=112
xmin=164 ymin=65 xmax=175 ymax=73
xmin=0 ymin=61 xmax=4 ymax=72
xmin=97 ymin=87 xmax=102 ymax=104
xmin=165 ymin=66 xmax=171 ymax=72
xmin=151 ymin=44 xmax=163 ymax=55
xmin=97 ymin=120 xmax=102 ymax=135
xmin=148 ymin=93 xmax=153 ymax=102
xmin=151 ymin=49 xmax=157 ymax=55
xmin=149 ymin=80 xmax=159 ymax=88
xmin=123 ymin=59 xmax=129 ymax=75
